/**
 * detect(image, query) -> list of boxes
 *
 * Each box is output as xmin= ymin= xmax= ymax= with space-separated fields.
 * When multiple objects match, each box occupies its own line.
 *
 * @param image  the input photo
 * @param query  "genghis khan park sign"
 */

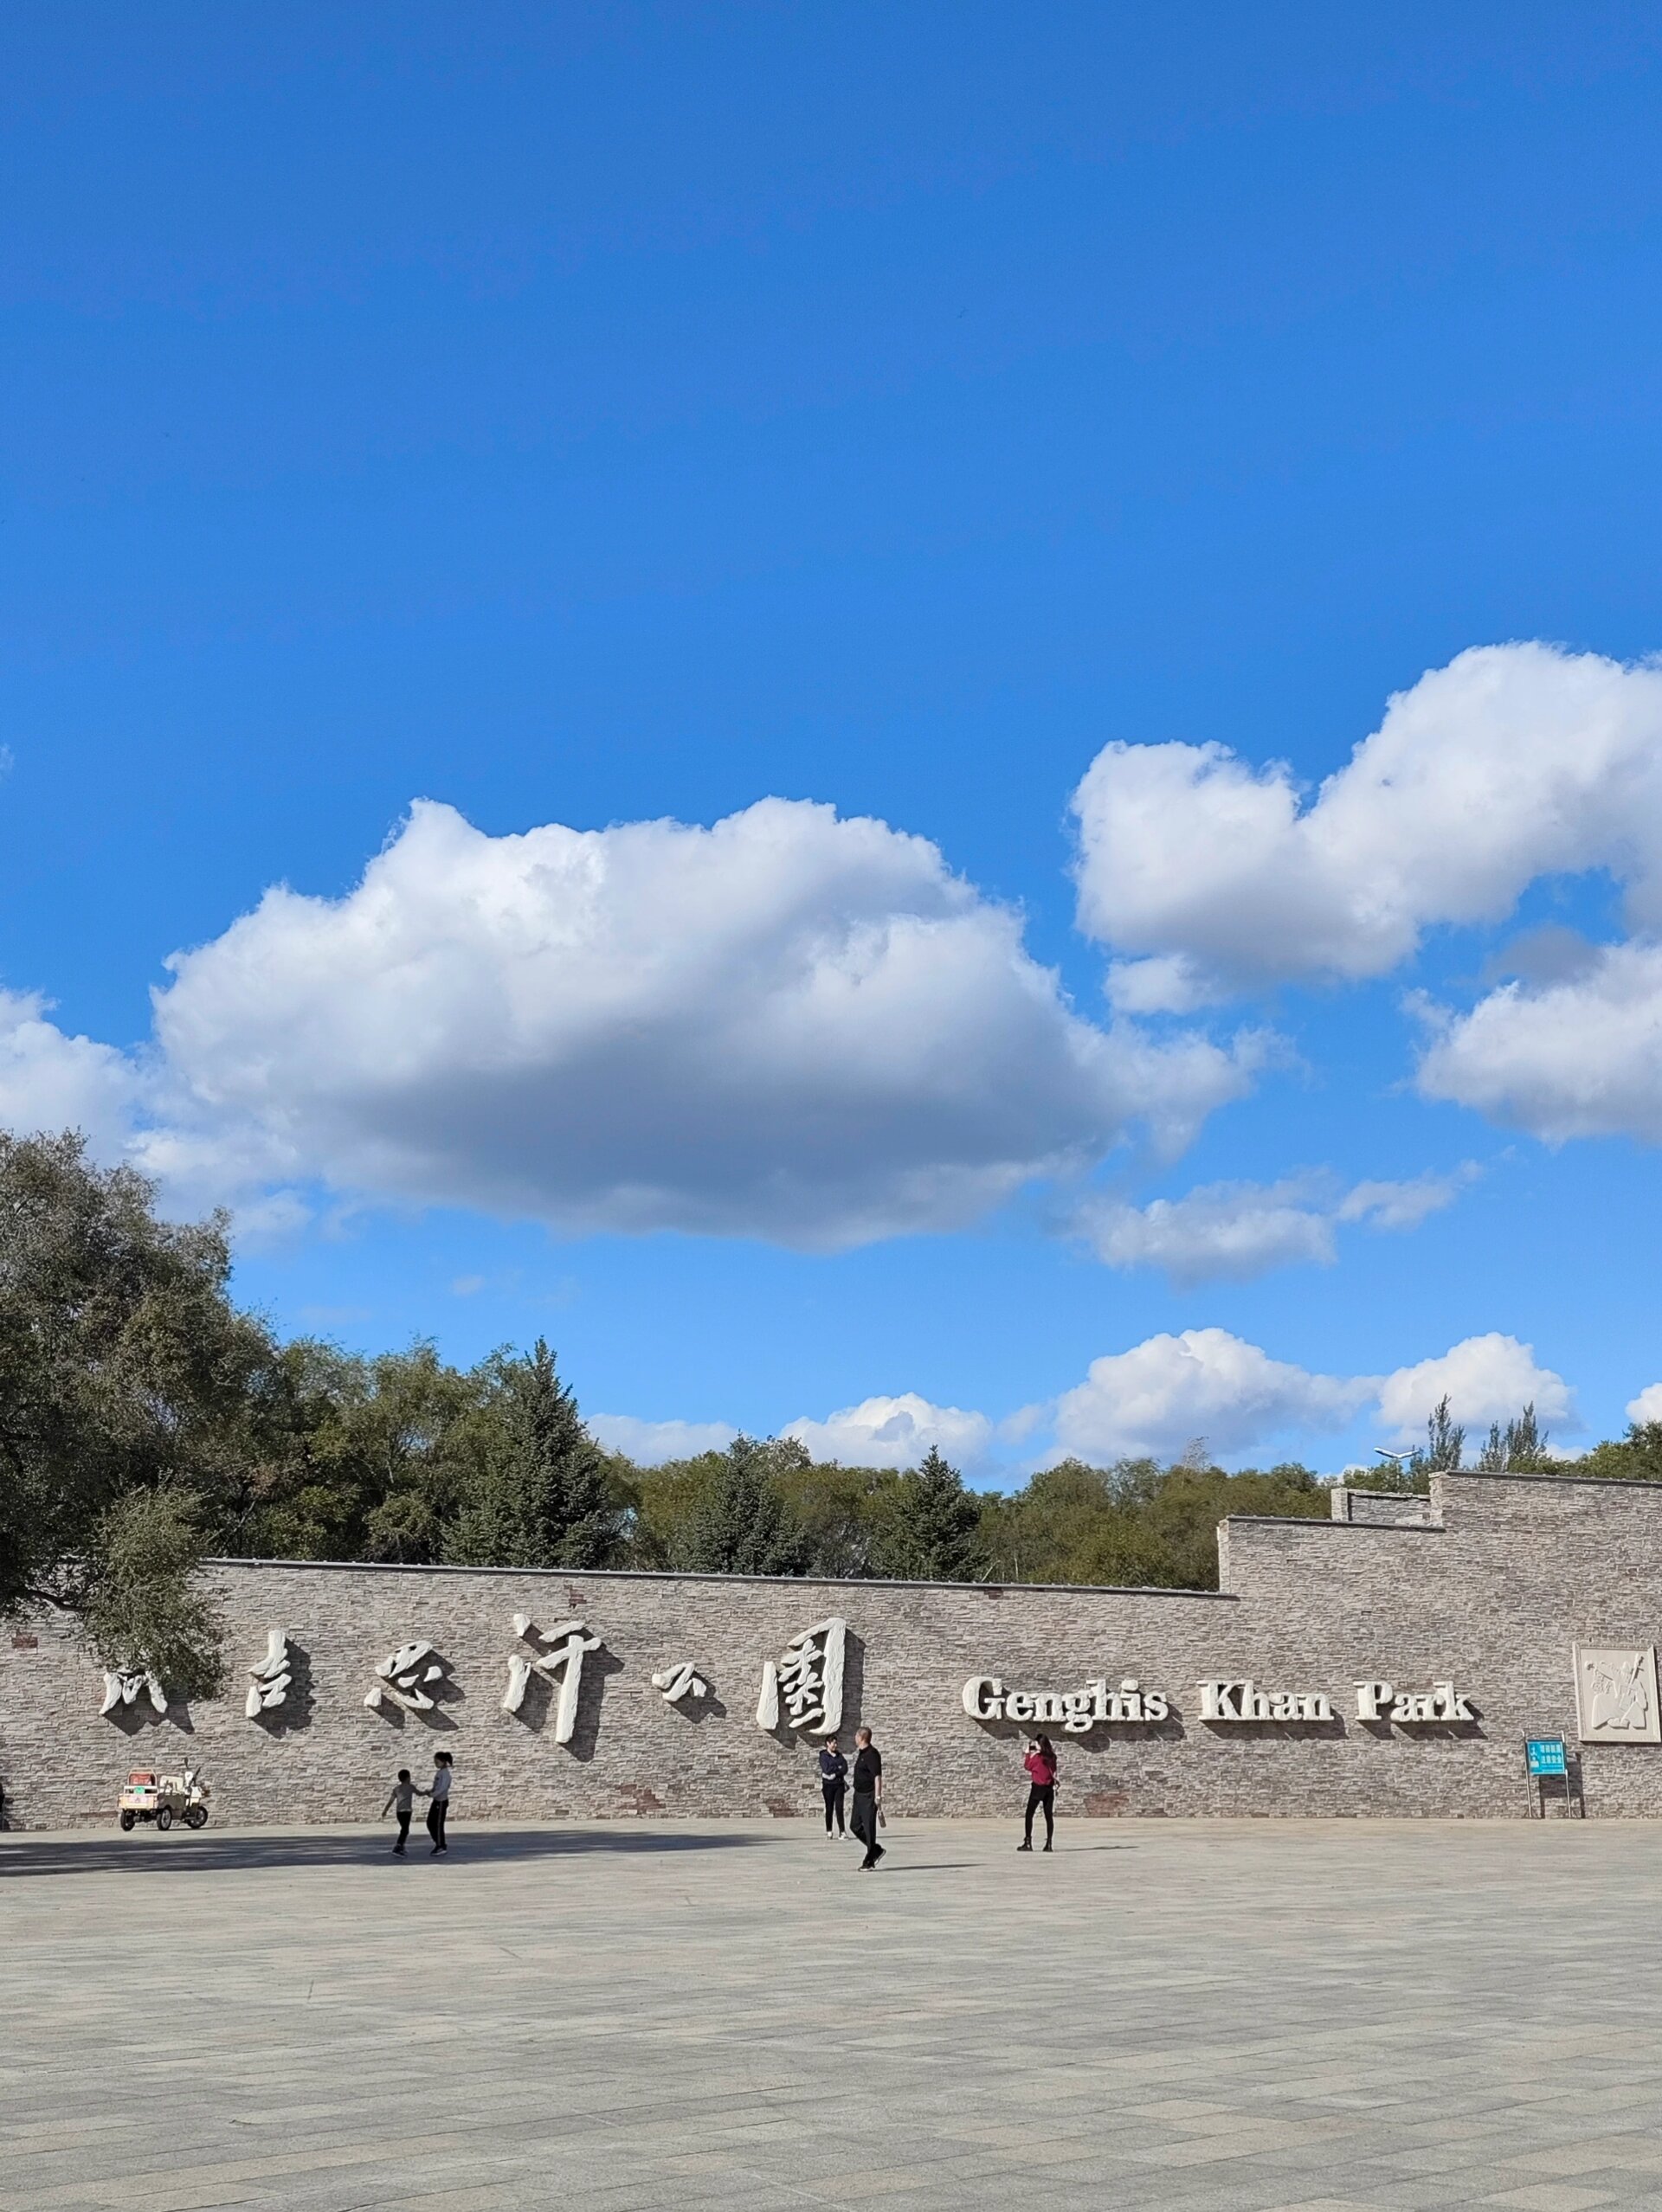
xmin=963 ymin=1674 xmax=1477 ymax=1730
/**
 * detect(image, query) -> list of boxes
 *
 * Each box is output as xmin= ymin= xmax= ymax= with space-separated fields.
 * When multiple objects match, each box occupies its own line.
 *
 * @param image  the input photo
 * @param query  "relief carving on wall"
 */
xmin=1573 ymin=1645 xmax=1661 ymax=1744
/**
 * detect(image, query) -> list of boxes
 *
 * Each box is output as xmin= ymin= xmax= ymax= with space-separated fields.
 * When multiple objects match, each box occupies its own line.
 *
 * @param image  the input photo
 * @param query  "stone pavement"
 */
xmin=3 ymin=1814 xmax=1662 ymax=2211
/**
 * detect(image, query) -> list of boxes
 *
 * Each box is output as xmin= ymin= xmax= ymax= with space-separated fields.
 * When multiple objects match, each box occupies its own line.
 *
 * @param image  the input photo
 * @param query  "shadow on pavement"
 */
xmin=0 ymin=1824 xmax=764 ymax=1880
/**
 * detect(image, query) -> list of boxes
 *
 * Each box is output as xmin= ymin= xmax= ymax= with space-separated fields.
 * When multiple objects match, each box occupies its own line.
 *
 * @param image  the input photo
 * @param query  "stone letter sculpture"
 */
xmin=504 ymin=1614 xmax=601 ymax=1744
xmin=651 ymin=1659 xmax=709 ymax=1705
xmin=100 ymin=1668 xmax=167 ymax=1718
xmin=365 ymin=1642 xmax=451 ymax=1714
xmin=245 ymin=1629 xmax=293 ymax=1718
xmin=756 ymin=1617 xmax=846 ymax=1736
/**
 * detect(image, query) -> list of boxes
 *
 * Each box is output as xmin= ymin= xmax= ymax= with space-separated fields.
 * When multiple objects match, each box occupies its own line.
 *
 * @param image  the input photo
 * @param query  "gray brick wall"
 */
xmin=3 ymin=1469 xmax=1659 ymax=1828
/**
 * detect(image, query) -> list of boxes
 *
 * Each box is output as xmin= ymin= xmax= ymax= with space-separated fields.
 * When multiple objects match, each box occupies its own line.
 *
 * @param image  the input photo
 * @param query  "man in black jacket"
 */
xmin=850 ymin=1727 xmax=885 ymax=1869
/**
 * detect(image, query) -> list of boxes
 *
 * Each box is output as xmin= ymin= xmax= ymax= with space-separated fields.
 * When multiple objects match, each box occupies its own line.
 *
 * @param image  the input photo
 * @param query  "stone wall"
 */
xmin=6 ymin=1469 xmax=1662 ymax=1828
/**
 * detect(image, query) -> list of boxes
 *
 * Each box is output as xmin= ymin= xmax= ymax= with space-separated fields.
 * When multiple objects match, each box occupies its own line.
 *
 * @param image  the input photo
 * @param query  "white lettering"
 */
xmin=963 ymin=1671 xmax=1172 ymax=1730
xmin=962 ymin=1676 xmax=1003 ymax=1720
xmin=1357 ymin=1677 xmax=1476 ymax=1724
xmin=1201 ymin=1679 xmax=1330 ymax=1722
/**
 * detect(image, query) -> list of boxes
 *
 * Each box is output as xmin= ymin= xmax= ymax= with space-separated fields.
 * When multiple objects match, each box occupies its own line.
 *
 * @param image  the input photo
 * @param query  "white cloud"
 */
xmin=1415 ymin=942 xmax=1662 ymax=1143
xmin=0 ymin=988 xmax=141 ymax=1161
xmin=1075 ymin=1167 xmax=1473 ymax=1286
xmin=1627 ymin=1384 xmax=1662 ymax=1426
xmin=1052 ymin=1328 xmax=1372 ymax=1462
xmin=1374 ymin=1334 xmax=1576 ymax=1447
xmin=1072 ymin=643 xmax=1662 ymax=1008
xmin=783 ymin=1392 xmax=994 ymax=1470
xmin=588 ymin=1414 xmax=738 ymax=1463
xmin=1047 ymin=1325 xmax=1574 ymax=1465
xmin=136 ymin=796 xmax=1260 ymax=1248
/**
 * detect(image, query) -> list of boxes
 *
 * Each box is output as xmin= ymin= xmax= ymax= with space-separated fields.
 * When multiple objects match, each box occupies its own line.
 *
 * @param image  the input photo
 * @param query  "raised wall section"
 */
xmin=5 ymin=1469 xmax=1662 ymax=1826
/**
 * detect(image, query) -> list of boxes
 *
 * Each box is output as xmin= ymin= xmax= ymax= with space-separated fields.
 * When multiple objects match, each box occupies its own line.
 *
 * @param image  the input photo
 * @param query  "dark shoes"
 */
xmin=1017 ymin=1841 xmax=1032 ymax=1852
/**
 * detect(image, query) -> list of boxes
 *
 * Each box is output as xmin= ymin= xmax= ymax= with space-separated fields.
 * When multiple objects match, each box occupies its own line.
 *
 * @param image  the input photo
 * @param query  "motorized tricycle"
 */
xmin=118 ymin=1768 xmax=210 ymax=1831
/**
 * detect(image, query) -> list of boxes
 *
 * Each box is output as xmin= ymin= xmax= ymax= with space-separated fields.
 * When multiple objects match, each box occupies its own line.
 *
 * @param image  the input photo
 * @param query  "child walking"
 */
xmin=382 ymin=1767 xmax=423 ymax=1855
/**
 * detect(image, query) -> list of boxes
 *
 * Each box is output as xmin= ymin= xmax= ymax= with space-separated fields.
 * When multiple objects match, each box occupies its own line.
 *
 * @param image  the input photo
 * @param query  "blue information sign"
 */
xmin=1526 ymin=1738 xmax=1568 ymax=1776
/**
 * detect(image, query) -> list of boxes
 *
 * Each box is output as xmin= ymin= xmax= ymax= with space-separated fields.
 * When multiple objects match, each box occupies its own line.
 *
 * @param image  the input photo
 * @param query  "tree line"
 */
xmin=3 ymin=1131 xmax=1647 ymax=1700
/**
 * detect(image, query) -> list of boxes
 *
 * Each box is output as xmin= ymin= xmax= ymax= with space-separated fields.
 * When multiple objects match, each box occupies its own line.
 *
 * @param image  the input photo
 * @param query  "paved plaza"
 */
xmin=3 ymin=1814 xmax=1662 ymax=2211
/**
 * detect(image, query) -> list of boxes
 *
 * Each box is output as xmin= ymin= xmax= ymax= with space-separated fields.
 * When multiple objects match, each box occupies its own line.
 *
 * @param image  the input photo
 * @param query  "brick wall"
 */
xmin=4 ymin=1469 xmax=1660 ymax=1828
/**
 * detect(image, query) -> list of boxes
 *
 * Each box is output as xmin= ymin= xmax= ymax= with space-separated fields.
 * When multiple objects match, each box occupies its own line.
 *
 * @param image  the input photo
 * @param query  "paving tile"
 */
xmin=9 ymin=1817 xmax=1662 ymax=2212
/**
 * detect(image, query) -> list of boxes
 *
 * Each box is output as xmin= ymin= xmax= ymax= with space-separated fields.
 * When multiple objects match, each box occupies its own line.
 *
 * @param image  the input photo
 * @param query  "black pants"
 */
xmin=850 ymin=1792 xmax=882 ymax=1865
xmin=427 ymin=1798 xmax=448 ymax=1850
xmin=393 ymin=1809 xmax=411 ymax=1854
xmin=1024 ymin=1784 xmax=1054 ymax=1846
xmin=822 ymin=1780 xmax=846 ymax=1835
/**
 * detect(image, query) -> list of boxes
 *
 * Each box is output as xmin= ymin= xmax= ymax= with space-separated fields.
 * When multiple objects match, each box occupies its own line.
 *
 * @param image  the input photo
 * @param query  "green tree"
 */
xmin=1477 ymin=1402 xmax=1551 ymax=1471
xmin=871 ymin=1447 xmax=985 ymax=1580
xmin=1411 ymin=1395 xmax=1465 ymax=1476
xmin=0 ymin=1131 xmax=272 ymax=1687
xmin=447 ymin=1340 xmax=626 ymax=1568
xmin=1569 ymin=1420 xmax=1662 ymax=1482
xmin=82 ymin=1488 xmax=225 ymax=1700
xmin=678 ymin=1437 xmax=808 ymax=1575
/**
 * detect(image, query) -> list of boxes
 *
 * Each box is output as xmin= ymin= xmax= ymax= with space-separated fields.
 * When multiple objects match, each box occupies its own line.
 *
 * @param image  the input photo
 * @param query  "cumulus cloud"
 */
xmin=598 ymin=1328 xmax=1582 ymax=1477
xmin=783 ymin=1392 xmax=994 ymax=1470
xmin=1045 ymin=1326 xmax=1574 ymax=1464
xmin=1075 ymin=1167 xmax=1473 ymax=1286
xmin=1072 ymin=643 xmax=1662 ymax=1009
xmin=0 ymin=988 xmax=142 ymax=1161
xmin=1051 ymin=1328 xmax=1373 ymax=1463
xmin=1627 ymin=1384 xmax=1662 ymax=1426
xmin=1374 ymin=1333 xmax=1575 ymax=1447
xmin=1415 ymin=942 xmax=1662 ymax=1143
xmin=587 ymin=1414 xmax=738 ymax=1464
xmin=132 ymin=796 xmax=1261 ymax=1248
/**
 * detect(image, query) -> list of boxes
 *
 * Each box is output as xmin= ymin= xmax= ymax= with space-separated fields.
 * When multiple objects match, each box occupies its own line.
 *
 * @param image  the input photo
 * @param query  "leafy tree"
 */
xmin=82 ymin=1488 xmax=225 ymax=1700
xmin=1477 ymin=1402 xmax=1551 ymax=1471
xmin=1569 ymin=1420 xmax=1662 ymax=1482
xmin=0 ymin=1131 xmax=271 ymax=1685
xmin=447 ymin=1340 xmax=626 ymax=1568
xmin=677 ymin=1437 xmax=808 ymax=1575
xmin=980 ymin=1455 xmax=1327 ymax=1591
xmin=871 ymin=1447 xmax=985 ymax=1580
xmin=1412 ymin=1395 xmax=1465 ymax=1476
xmin=775 ymin=1455 xmax=897 ymax=1578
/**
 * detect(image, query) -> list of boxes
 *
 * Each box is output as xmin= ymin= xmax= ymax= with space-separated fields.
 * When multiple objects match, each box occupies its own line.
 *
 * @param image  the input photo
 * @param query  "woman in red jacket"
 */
xmin=1018 ymin=1734 xmax=1058 ymax=1852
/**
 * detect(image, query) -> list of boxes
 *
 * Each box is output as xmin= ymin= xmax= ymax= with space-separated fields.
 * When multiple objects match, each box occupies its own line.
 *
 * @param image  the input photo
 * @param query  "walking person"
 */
xmin=382 ymin=1766 xmax=424 ymax=1855
xmin=426 ymin=1750 xmax=454 ymax=1854
xmin=849 ymin=1727 xmax=885 ymax=1869
xmin=819 ymin=1735 xmax=848 ymax=1838
xmin=1018 ymin=1733 xmax=1058 ymax=1853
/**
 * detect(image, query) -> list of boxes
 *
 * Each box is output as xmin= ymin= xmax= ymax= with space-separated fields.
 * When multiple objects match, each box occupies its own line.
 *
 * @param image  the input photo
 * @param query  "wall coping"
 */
xmin=1223 ymin=1515 xmax=1445 ymax=1534
xmin=1437 ymin=1467 xmax=1662 ymax=1495
xmin=203 ymin=1556 xmax=1238 ymax=1602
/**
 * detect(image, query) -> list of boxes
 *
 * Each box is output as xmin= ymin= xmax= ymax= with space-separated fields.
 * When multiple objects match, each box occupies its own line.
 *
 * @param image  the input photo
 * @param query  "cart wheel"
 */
xmin=119 ymin=1810 xmax=136 ymax=1831
xmin=156 ymin=1806 xmax=173 ymax=1831
xmin=185 ymin=1805 xmax=208 ymax=1829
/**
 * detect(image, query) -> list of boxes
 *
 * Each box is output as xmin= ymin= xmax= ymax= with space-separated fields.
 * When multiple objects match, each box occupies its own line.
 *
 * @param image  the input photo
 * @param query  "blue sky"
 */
xmin=5 ymin=7 xmax=1662 ymax=1477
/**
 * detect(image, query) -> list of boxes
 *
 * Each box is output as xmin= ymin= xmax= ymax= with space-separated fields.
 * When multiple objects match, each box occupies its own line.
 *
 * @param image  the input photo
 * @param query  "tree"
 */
xmin=447 ymin=1341 xmax=626 ymax=1569
xmin=82 ymin=1489 xmax=225 ymax=1701
xmin=1477 ymin=1403 xmax=1551 ymax=1471
xmin=677 ymin=1437 xmax=808 ymax=1575
xmin=871 ymin=1448 xmax=984 ymax=1580
xmin=1410 ymin=1395 xmax=1465 ymax=1477
xmin=0 ymin=1131 xmax=271 ymax=1687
